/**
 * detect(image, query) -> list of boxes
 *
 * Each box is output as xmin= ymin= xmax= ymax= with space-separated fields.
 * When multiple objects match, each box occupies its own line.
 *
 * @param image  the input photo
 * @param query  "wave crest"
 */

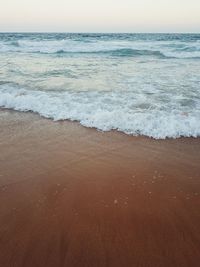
xmin=54 ymin=48 xmax=167 ymax=58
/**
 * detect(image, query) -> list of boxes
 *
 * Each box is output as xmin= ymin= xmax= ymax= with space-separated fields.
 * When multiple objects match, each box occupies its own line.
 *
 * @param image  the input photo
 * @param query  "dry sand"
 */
xmin=0 ymin=109 xmax=200 ymax=267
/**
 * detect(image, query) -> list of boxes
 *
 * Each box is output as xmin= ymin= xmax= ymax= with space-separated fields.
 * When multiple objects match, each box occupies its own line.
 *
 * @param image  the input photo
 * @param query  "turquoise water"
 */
xmin=0 ymin=33 xmax=200 ymax=138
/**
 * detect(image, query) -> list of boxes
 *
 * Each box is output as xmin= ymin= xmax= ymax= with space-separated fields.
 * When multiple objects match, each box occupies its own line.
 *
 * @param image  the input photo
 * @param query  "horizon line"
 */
xmin=0 ymin=31 xmax=199 ymax=34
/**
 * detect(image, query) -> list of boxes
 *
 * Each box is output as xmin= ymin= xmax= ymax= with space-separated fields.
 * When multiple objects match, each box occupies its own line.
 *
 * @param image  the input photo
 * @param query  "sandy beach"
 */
xmin=0 ymin=109 xmax=200 ymax=267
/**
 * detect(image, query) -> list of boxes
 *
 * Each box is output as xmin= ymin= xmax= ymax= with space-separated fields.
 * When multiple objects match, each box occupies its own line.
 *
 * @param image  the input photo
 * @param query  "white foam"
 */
xmin=1 ymin=85 xmax=200 ymax=139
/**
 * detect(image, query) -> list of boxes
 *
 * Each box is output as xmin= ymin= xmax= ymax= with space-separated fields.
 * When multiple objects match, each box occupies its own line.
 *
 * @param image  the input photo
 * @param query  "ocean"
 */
xmin=0 ymin=33 xmax=200 ymax=139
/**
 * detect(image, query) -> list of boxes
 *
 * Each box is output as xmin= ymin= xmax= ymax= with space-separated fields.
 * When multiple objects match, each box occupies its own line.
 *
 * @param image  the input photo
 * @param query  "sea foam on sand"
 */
xmin=0 ymin=85 xmax=200 ymax=139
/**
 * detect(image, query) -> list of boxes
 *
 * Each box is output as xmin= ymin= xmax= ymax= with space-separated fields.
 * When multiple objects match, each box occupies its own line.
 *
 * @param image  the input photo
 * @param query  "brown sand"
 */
xmin=0 ymin=109 xmax=200 ymax=267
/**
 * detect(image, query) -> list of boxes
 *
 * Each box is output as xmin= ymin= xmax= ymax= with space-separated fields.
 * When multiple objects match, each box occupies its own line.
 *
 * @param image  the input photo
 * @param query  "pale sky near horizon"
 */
xmin=0 ymin=0 xmax=200 ymax=32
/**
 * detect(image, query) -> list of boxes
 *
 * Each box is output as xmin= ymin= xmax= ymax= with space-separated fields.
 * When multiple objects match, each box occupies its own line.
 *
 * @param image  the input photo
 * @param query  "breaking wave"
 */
xmin=0 ymin=37 xmax=200 ymax=58
xmin=0 ymin=84 xmax=200 ymax=139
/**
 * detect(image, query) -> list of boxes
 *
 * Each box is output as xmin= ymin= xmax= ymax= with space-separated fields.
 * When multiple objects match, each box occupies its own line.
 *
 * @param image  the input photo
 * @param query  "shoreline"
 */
xmin=1 ymin=107 xmax=199 ymax=140
xmin=0 ymin=109 xmax=200 ymax=267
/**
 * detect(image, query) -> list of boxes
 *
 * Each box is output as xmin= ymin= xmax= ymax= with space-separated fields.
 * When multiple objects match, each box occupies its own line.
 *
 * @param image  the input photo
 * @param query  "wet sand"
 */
xmin=0 ymin=109 xmax=200 ymax=267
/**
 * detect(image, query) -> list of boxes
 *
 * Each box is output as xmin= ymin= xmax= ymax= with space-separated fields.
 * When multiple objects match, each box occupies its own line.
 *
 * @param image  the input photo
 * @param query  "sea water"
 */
xmin=0 ymin=33 xmax=200 ymax=139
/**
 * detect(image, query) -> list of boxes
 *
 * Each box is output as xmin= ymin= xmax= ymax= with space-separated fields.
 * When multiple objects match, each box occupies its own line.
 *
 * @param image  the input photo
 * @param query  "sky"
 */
xmin=0 ymin=0 xmax=200 ymax=32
